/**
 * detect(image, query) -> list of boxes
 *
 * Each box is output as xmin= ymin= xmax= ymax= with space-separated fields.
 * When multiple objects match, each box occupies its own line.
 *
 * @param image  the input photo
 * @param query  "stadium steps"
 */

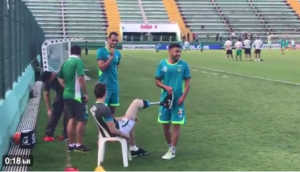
xmin=287 ymin=0 xmax=300 ymax=17
xmin=103 ymin=0 xmax=121 ymax=39
xmin=162 ymin=0 xmax=192 ymax=41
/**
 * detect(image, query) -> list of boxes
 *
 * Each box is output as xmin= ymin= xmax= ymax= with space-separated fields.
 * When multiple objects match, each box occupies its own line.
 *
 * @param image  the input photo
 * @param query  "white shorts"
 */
xmin=118 ymin=118 xmax=135 ymax=134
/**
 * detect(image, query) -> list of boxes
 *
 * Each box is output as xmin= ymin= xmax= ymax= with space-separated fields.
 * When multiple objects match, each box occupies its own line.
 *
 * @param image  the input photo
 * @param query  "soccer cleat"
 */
xmin=67 ymin=146 xmax=75 ymax=152
xmin=43 ymin=136 xmax=55 ymax=142
xmin=57 ymin=135 xmax=68 ymax=141
xmin=74 ymin=145 xmax=90 ymax=153
xmin=131 ymin=148 xmax=148 ymax=157
xmin=160 ymin=92 xmax=174 ymax=109
xmin=162 ymin=150 xmax=176 ymax=160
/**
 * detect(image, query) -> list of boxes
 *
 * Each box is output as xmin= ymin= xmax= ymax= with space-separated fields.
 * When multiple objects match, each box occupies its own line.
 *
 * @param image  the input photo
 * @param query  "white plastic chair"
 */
xmin=91 ymin=113 xmax=132 ymax=167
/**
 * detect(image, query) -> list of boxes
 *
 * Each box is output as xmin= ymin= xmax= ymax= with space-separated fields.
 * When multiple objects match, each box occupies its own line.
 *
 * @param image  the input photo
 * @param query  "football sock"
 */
xmin=171 ymin=146 xmax=176 ymax=154
xmin=69 ymin=143 xmax=75 ymax=147
xmin=130 ymin=145 xmax=139 ymax=151
xmin=75 ymin=143 xmax=81 ymax=147
xmin=168 ymin=144 xmax=172 ymax=149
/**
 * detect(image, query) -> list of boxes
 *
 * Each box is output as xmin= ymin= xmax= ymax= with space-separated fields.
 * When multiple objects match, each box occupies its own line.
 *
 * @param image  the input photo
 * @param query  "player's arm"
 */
xmin=182 ymin=65 xmax=191 ymax=99
xmin=76 ymin=60 xmax=88 ymax=96
xmin=155 ymin=62 xmax=168 ymax=90
xmin=117 ymin=52 xmax=121 ymax=70
xmin=97 ymin=49 xmax=114 ymax=71
xmin=43 ymin=84 xmax=51 ymax=111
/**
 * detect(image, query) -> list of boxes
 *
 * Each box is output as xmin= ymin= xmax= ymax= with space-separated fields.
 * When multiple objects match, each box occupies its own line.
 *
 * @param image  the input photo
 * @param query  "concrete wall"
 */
xmin=0 ymin=55 xmax=40 ymax=169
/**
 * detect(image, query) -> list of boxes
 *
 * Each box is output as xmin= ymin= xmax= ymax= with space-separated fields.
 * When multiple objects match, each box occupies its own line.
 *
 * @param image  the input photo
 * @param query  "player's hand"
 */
xmin=109 ymin=49 xmax=114 ymax=57
xmin=177 ymin=96 xmax=185 ymax=105
xmin=47 ymin=109 xmax=52 ymax=117
xmin=165 ymin=86 xmax=173 ymax=94
xmin=83 ymin=94 xmax=89 ymax=102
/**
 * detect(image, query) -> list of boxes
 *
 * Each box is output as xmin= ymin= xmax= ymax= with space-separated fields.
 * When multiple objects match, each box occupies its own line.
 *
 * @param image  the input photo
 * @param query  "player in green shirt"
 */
xmin=198 ymin=40 xmax=204 ymax=52
xmin=58 ymin=45 xmax=89 ymax=152
xmin=279 ymin=39 xmax=285 ymax=54
xmin=285 ymin=40 xmax=289 ymax=50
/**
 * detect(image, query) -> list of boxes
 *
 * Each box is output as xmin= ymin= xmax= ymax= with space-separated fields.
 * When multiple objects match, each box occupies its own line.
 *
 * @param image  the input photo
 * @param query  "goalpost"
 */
xmin=41 ymin=38 xmax=84 ymax=72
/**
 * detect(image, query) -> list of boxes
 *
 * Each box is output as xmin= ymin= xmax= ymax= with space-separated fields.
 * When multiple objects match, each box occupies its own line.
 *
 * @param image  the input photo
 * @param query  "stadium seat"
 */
xmin=91 ymin=113 xmax=132 ymax=168
xmin=141 ymin=0 xmax=170 ymax=23
xmin=117 ymin=0 xmax=144 ymax=22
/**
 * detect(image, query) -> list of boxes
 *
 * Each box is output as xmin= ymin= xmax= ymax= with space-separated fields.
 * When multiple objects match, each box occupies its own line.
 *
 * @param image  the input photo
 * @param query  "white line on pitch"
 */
xmin=223 ymin=75 xmax=228 ymax=78
xmin=193 ymin=69 xmax=198 ymax=71
xmin=202 ymin=71 xmax=208 ymax=73
xmin=126 ymin=55 xmax=300 ymax=86
xmin=212 ymin=73 xmax=219 ymax=76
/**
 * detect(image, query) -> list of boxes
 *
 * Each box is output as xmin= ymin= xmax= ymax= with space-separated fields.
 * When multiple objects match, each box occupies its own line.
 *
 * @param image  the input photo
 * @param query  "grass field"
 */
xmin=30 ymin=49 xmax=300 ymax=171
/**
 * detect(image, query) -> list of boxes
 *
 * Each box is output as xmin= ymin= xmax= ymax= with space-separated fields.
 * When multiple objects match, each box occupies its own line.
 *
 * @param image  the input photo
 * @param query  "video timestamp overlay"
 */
xmin=2 ymin=155 xmax=34 ymax=166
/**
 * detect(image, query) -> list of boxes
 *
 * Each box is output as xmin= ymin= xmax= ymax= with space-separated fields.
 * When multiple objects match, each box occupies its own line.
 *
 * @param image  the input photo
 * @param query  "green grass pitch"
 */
xmin=30 ymin=49 xmax=300 ymax=171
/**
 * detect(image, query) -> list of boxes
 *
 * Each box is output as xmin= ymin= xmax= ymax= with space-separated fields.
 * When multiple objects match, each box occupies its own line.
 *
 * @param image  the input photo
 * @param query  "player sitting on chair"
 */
xmin=91 ymin=83 xmax=171 ymax=156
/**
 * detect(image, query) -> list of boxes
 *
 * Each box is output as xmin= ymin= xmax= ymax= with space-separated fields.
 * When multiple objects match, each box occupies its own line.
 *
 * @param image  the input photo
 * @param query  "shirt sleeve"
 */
xmin=57 ymin=65 xmax=64 ymax=79
xmin=102 ymin=106 xmax=114 ymax=122
xmin=155 ymin=61 xmax=163 ymax=80
xmin=76 ymin=59 xmax=84 ymax=76
xmin=96 ymin=49 xmax=103 ymax=61
xmin=184 ymin=64 xmax=191 ymax=80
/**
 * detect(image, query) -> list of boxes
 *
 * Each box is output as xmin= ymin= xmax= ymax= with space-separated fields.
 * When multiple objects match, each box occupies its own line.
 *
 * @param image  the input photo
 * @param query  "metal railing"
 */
xmin=0 ymin=0 xmax=45 ymax=100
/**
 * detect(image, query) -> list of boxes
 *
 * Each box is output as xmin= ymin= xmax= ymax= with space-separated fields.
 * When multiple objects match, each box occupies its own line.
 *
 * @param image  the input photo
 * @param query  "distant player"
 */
xmin=155 ymin=42 xmax=162 ymax=53
xmin=267 ymin=38 xmax=272 ymax=51
xmin=224 ymin=38 xmax=233 ymax=60
xmin=243 ymin=37 xmax=252 ymax=61
xmin=252 ymin=37 xmax=263 ymax=61
xmin=85 ymin=41 xmax=88 ymax=55
xmin=235 ymin=39 xmax=243 ymax=61
xmin=285 ymin=39 xmax=289 ymax=50
xmin=291 ymin=39 xmax=296 ymax=50
xmin=198 ymin=40 xmax=204 ymax=52
xmin=184 ymin=41 xmax=190 ymax=52
xmin=155 ymin=43 xmax=191 ymax=160
xmin=279 ymin=39 xmax=285 ymax=54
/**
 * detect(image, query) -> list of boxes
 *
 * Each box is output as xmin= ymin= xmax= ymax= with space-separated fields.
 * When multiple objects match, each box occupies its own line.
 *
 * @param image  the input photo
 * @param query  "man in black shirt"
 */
xmin=41 ymin=71 xmax=68 ymax=141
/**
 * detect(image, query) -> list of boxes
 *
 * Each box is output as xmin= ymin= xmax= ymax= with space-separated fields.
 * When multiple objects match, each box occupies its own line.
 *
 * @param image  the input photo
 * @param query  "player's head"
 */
xmin=94 ymin=83 xmax=107 ymax=99
xmin=108 ymin=32 xmax=119 ymax=48
xmin=41 ymin=71 xmax=55 ymax=83
xmin=227 ymin=38 xmax=230 ymax=40
xmin=70 ymin=45 xmax=81 ymax=57
xmin=238 ymin=38 xmax=241 ymax=42
xmin=168 ymin=44 xmax=181 ymax=62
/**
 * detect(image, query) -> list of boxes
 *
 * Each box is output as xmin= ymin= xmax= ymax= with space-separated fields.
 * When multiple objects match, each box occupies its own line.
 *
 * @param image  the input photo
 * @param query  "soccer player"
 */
xmin=252 ymin=37 xmax=263 ymax=61
xmin=280 ymin=39 xmax=285 ymax=54
xmin=285 ymin=39 xmax=289 ymax=50
xmin=85 ymin=41 xmax=88 ymax=55
xmin=243 ymin=37 xmax=252 ymax=61
xmin=57 ymin=45 xmax=89 ymax=152
xmin=234 ymin=39 xmax=243 ymax=61
xmin=184 ymin=41 xmax=190 ymax=52
xmin=41 ymin=71 xmax=68 ymax=142
xmin=224 ymin=38 xmax=233 ymax=60
xmin=267 ymin=38 xmax=272 ymax=51
xmin=91 ymin=83 xmax=164 ymax=155
xmin=198 ymin=40 xmax=204 ymax=53
xmin=291 ymin=39 xmax=296 ymax=50
xmin=155 ymin=42 xmax=162 ymax=53
xmin=155 ymin=43 xmax=191 ymax=160
xmin=97 ymin=32 xmax=147 ymax=156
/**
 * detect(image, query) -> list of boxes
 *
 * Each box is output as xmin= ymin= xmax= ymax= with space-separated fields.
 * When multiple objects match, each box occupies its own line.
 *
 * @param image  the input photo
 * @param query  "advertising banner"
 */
xmin=121 ymin=23 xmax=179 ymax=33
xmin=122 ymin=44 xmax=156 ymax=50
xmin=158 ymin=44 xmax=221 ymax=50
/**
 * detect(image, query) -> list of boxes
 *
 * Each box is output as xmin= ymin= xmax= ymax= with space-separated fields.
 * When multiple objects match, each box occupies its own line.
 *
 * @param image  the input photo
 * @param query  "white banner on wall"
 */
xmin=121 ymin=23 xmax=179 ymax=33
xmin=122 ymin=44 xmax=156 ymax=50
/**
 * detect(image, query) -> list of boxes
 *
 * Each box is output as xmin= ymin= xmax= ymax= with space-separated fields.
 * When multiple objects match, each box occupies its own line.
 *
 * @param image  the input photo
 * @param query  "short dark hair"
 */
xmin=168 ymin=43 xmax=181 ymax=50
xmin=94 ymin=83 xmax=107 ymax=99
xmin=41 ymin=71 xmax=53 ymax=82
xmin=70 ymin=45 xmax=81 ymax=56
xmin=238 ymin=38 xmax=242 ymax=41
xmin=108 ymin=32 xmax=118 ymax=38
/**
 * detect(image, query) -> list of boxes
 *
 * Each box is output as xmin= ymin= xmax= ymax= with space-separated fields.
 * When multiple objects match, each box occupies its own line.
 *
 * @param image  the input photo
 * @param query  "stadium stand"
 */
xmin=141 ymin=0 xmax=169 ymax=23
xmin=23 ymin=0 xmax=107 ymax=40
xmin=252 ymin=0 xmax=300 ymax=35
xmin=162 ymin=0 xmax=191 ymax=38
xmin=116 ymin=0 xmax=145 ymax=23
xmin=64 ymin=0 xmax=107 ymax=40
xmin=23 ymin=0 xmax=63 ymax=39
xmin=176 ymin=0 xmax=229 ymax=39
xmin=104 ymin=0 xmax=121 ymax=38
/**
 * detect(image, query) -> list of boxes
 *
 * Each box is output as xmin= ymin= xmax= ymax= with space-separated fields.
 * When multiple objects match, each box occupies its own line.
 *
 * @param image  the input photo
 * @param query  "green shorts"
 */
xmin=236 ymin=49 xmax=242 ymax=56
xmin=281 ymin=46 xmax=285 ymax=49
xmin=158 ymin=104 xmax=186 ymax=125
